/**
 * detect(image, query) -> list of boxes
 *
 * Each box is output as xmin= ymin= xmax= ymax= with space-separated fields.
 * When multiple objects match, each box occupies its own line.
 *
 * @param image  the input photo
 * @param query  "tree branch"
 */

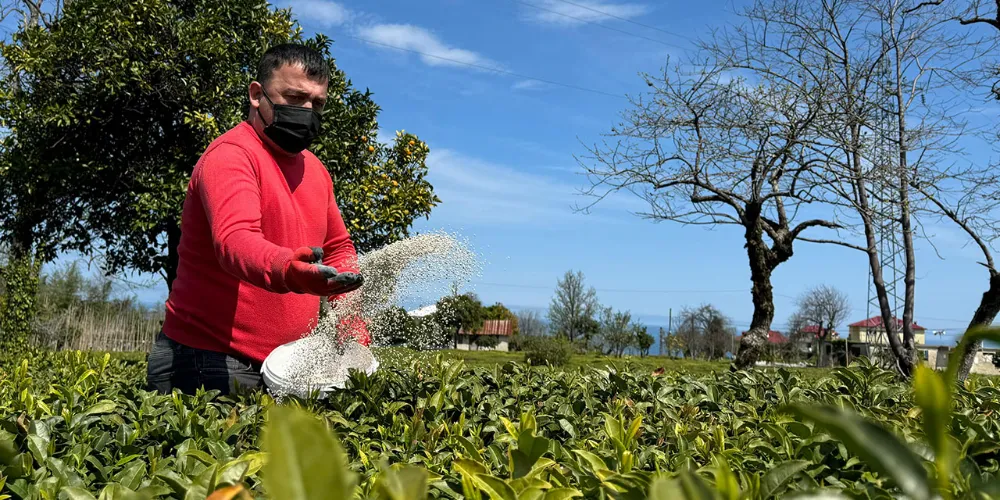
xmin=790 ymin=219 xmax=842 ymax=240
xmin=798 ymin=237 xmax=868 ymax=252
xmin=914 ymin=182 xmax=996 ymax=271
xmin=904 ymin=0 xmax=944 ymax=14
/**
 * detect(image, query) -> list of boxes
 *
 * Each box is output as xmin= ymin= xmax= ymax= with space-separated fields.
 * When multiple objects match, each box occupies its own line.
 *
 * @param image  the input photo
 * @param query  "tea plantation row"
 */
xmin=2 ymin=347 xmax=1000 ymax=499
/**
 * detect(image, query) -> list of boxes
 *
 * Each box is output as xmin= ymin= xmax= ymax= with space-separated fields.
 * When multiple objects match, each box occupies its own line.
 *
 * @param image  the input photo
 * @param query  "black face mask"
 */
xmin=259 ymin=88 xmax=322 ymax=154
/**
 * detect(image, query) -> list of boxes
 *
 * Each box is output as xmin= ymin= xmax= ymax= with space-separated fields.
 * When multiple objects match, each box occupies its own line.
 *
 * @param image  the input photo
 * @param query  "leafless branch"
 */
xmin=798 ymin=237 xmax=868 ymax=253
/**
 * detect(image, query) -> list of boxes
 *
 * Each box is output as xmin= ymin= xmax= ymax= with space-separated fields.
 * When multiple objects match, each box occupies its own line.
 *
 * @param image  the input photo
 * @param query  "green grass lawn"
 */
xmin=436 ymin=348 xmax=835 ymax=380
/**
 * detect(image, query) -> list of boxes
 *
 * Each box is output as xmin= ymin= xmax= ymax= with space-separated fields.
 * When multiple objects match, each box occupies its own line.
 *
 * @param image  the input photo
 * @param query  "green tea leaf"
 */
xmin=541 ymin=488 xmax=583 ymax=500
xmin=603 ymin=414 xmax=624 ymax=443
xmin=783 ymin=491 xmax=853 ymax=499
xmin=759 ymin=460 xmax=810 ymax=498
xmin=913 ymin=364 xmax=954 ymax=494
xmin=572 ymin=450 xmax=608 ymax=473
xmin=473 ymin=474 xmax=517 ymax=500
xmin=58 ymin=487 xmax=98 ymax=500
xmin=71 ymin=401 xmax=118 ymax=428
xmin=376 ymin=465 xmax=429 ymax=500
xmin=261 ymin=405 xmax=355 ymax=500
xmin=27 ymin=434 xmax=49 ymax=463
xmin=114 ymin=461 xmax=146 ymax=491
xmin=456 ymin=436 xmax=484 ymax=463
xmin=785 ymin=404 xmax=931 ymax=500
xmin=648 ymin=471 xmax=720 ymax=500
xmin=512 ymin=431 xmax=550 ymax=478
xmin=626 ymin=415 xmax=642 ymax=445
xmin=557 ymin=419 xmax=576 ymax=439
xmin=97 ymin=484 xmax=148 ymax=500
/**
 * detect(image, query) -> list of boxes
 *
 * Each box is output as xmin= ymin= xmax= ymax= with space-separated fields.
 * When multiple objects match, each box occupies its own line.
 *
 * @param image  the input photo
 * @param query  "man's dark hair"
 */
xmin=256 ymin=43 xmax=329 ymax=86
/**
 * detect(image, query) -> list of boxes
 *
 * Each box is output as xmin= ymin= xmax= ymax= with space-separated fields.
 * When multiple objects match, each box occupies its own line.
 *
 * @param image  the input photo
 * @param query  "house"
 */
xmin=848 ymin=316 xmax=926 ymax=346
xmin=456 ymin=320 xmax=514 ymax=352
xmin=802 ymin=325 xmax=838 ymax=339
xmin=738 ymin=330 xmax=787 ymax=343
xmin=927 ymin=345 xmax=1000 ymax=375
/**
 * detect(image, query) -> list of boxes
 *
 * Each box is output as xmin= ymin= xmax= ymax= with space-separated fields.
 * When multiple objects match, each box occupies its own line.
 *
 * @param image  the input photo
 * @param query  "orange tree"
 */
xmin=0 ymin=0 xmax=439 ymax=297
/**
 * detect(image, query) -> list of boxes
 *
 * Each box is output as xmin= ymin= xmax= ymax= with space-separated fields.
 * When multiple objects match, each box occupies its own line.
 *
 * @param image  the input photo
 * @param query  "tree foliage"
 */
xmin=547 ymin=270 xmax=598 ymax=343
xmin=598 ymin=306 xmax=636 ymax=357
xmin=634 ymin=325 xmax=654 ymax=357
xmin=435 ymin=292 xmax=484 ymax=347
xmin=483 ymin=302 xmax=519 ymax=335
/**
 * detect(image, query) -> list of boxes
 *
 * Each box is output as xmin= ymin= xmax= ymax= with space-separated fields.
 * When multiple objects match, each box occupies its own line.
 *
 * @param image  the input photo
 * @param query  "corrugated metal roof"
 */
xmin=459 ymin=319 xmax=513 ymax=336
xmin=849 ymin=316 xmax=926 ymax=330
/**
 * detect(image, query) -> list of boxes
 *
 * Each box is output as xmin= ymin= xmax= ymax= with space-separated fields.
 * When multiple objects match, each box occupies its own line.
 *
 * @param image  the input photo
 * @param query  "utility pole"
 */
xmin=666 ymin=308 xmax=672 ymax=358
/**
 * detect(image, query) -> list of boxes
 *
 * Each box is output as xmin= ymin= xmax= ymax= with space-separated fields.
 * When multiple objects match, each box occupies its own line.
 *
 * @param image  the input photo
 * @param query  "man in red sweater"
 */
xmin=146 ymin=44 xmax=366 ymax=395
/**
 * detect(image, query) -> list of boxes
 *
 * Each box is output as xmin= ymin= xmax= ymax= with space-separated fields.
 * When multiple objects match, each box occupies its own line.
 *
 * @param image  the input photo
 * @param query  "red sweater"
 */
xmin=163 ymin=121 xmax=363 ymax=364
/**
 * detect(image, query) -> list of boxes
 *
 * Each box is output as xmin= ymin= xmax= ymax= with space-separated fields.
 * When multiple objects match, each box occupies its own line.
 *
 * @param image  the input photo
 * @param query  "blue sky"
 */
xmin=35 ymin=0 xmax=1000 ymax=344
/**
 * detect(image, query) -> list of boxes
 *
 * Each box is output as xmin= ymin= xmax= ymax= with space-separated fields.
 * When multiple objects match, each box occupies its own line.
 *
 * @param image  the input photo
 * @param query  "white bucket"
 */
xmin=261 ymin=335 xmax=380 ymax=399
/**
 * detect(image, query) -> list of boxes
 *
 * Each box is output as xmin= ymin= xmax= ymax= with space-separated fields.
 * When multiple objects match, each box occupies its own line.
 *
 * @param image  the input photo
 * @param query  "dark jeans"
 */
xmin=146 ymin=331 xmax=263 ymax=396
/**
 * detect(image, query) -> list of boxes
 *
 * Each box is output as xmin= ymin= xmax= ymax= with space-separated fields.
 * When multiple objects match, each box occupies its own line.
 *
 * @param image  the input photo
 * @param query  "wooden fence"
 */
xmin=31 ymin=305 xmax=163 ymax=353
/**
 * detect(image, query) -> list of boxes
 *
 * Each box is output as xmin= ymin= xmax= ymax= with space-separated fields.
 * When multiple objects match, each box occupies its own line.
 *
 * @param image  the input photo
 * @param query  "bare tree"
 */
xmin=675 ymin=308 xmax=703 ymax=359
xmin=907 ymin=0 xmax=1000 ymax=381
xmin=547 ymin=270 xmax=599 ymax=342
xmin=784 ymin=310 xmax=814 ymax=362
xmin=516 ymin=309 xmax=546 ymax=337
xmin=794 ymin=285 xmax=851 ymax=367
xmin=675 ymin=304 xmax=735 ymax=360
xmin=577 ymin=50 xmax=841 ymax=370
xmin=710 ymin=0 xmax=992 ymax=376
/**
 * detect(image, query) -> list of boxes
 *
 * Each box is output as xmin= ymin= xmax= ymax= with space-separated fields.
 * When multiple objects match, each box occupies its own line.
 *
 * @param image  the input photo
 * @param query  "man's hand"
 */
xmin=284 ymin=246 xmax=364 ymax=296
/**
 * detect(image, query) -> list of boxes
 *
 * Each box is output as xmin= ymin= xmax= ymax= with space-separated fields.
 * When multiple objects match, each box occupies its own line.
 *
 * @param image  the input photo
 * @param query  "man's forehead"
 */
xmin=267 ymin=63 xmax=328 ymax=91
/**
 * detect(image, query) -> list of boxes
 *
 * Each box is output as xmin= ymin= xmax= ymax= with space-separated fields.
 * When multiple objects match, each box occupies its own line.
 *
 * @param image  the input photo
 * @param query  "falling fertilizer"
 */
xmin=261 ymin=231 xmax=482 ymax=398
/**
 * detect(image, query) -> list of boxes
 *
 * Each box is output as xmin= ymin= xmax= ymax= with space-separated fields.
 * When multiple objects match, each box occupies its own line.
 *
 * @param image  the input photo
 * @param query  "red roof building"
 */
xmin=847 ymin=316 xmax=927 ymax=346
xmin=739 ymin=330 xmax=787 ymax=344
xmin=459 ymin=320 xmax=514 ymax=336
xmin=848 ymin=316 xmax=925 ymax=331
xmin=802 ymin=325 xmax=839 ymax=339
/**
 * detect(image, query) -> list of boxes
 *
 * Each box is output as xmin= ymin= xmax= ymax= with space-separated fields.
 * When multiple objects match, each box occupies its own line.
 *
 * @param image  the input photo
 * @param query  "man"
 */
xmin=146 ymin=44 xmax=366 ymax=395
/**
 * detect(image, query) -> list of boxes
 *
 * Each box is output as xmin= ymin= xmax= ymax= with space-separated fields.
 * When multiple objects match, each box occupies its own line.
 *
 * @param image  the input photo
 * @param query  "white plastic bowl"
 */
xmin=261 ymin=335 xmax=380 ymax=399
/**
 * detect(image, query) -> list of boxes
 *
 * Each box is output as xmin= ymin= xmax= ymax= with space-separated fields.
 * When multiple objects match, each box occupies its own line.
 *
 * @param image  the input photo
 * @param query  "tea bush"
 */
xmin=2 ymin=335 xmax=1000 ymax=499
xmin=522 ymin=336 xmax=573 ymax=367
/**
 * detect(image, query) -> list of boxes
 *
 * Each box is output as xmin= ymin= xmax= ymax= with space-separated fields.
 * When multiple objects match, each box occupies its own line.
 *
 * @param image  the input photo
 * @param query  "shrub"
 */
xmin=523 ymin=335 xmax=573 ymax=366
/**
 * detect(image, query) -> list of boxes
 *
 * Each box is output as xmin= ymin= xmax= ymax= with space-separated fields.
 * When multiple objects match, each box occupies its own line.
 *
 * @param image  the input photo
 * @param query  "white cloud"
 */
xmin=357 ymin=24 xmax=501 ymax=71
xmin=287 ymin=0 xmax=351 ymax=27
xmin=424 ymin=149 xmax=644 ymax=226
xmin=512 ymin=80 xmax=548 ymax=91
xmin=525 ymin=0 xmax=650 ymax=26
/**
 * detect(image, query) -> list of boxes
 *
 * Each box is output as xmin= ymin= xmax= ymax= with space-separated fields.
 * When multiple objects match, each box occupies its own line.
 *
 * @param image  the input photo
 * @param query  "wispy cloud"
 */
xmin=356 ymin=24 xmax=501 ymax=71
xmin=285 ymin=0 xmax=352 ymax=27
xmin=424 ymin=149 xmax=643 ymax=226
xmin=512 ymin=80 xmax=549 ymax=91
xmin=524 ymin=0 xmax=650 ymax=26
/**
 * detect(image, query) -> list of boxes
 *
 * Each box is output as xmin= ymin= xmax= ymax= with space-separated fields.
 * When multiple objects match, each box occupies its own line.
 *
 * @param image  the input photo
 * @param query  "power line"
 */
xmin=472 ymin=281 xmax=751 ymax=294
xmin=510 ymin=0 xmax=687 ymax=50
xmin=546 ymin=0 xmax=692 ymax=41
xmin=342 ymin=33 xmax=626 ymax=99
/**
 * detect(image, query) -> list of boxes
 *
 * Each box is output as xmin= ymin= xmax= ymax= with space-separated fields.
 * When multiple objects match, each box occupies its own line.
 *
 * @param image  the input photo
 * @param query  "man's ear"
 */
xmin=248 ymin=81 xmax=263 ymax=110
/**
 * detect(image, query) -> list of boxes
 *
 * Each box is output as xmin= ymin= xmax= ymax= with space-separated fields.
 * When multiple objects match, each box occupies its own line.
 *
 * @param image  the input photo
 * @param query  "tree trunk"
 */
xmin=851 ymin=140 xmax=911 ymax=376
xmin=165 ymin=218 xmax=181 ymax=292
xmin=893 ymin=22 xmax=917 ymax=377
xmin=1 ymin=225 xmax=39 ymax=346
xmin=733 ymin=221 xmax=776 ymax=370
xmin=956 ymin=271 xmax=1000 ymax=380
xmin=816 ymin=335 xmax=826 ymax=368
